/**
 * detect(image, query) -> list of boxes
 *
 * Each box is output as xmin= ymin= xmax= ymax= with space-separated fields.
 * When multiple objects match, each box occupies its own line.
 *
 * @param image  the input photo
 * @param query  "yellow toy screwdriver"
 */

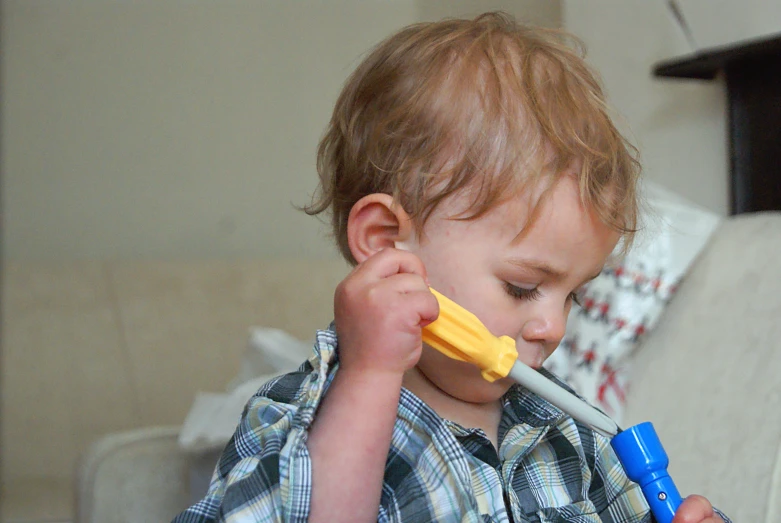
xmin=422 ymin=288 xmax=620 ymax=437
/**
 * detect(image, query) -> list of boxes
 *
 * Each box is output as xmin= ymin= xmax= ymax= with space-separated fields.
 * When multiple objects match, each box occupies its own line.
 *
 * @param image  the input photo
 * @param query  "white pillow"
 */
xmin=179 ymin=327 xmax=312 ymax=453
xmin=227 ymin=327 xmax=312 ymax=392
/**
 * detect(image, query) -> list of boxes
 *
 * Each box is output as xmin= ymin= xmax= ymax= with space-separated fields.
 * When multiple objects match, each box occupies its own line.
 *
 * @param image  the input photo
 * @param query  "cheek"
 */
xmin=410 ymin=228 xmax=522 ymax=336
xmin=417 ymin=253 xmax=461 ymax=296
xmin=449 ymin=284 xmax=527 ymax=342
xmin=415 ymin=242 xmax=476 ymax=295
xmin=480 ymin=308 xmax=525 ymax=342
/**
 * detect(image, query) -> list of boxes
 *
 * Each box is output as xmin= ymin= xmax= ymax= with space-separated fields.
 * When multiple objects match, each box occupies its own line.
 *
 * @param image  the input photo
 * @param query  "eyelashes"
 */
xmin=503 ymin=281 xmax=542 ymax=301
xmin=503 ymin=281 xmax=583 ymax=306
xmin=569 ymin=290 xmax=583 ymax=307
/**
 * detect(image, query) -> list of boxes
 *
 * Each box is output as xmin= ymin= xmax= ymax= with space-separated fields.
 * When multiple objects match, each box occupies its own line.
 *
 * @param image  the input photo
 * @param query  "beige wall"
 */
xmin=416 ymin=0 xmax=559 ymax=23
xmin=1 ymin=0 xmax=559 ymax=262
xmin=0 ymin=2 xmax=561 ymax=517
xmin=563 ymin=1 xmax=730 ymax=215
xmin=676 ymin=0 xmax=781 ymax=50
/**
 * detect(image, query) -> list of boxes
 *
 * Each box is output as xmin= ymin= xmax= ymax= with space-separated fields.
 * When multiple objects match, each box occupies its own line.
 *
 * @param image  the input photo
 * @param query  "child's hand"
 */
xmin=334 ymin=248 xmax=439 ymax=376
xmin=672 ymin=495 xmax=722 ymax=523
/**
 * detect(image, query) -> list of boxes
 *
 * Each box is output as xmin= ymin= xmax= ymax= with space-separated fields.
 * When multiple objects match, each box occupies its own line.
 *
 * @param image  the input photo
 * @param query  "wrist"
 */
xmin=335 ymin=365 xmax=405 ymax=394
xmin=336 ymin=342 xmax=410 ymax=379
xmin=310 ymin=366 xmax=403 ymax=451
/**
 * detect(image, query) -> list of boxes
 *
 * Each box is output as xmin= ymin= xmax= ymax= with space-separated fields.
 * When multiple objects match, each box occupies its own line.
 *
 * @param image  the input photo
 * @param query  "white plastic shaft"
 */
xmin=508 ymin=361 xmax=620 ymax=437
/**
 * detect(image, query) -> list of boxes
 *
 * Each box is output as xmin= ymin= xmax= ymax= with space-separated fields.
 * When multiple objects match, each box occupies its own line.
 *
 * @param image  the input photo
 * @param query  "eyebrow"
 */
xmin=507 ymin=258 xmax=602 ymax=284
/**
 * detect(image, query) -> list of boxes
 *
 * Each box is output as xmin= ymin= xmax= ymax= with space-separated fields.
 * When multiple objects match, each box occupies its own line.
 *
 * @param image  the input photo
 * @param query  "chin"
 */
xmin=418 ymin=348 xmax=514 ymax=404
xmin=442 ymin=377 xmax=513 ymax=404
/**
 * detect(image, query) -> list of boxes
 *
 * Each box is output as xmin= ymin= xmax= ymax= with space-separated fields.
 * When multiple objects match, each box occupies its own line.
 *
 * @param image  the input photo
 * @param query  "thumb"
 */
xmin=672 ymin=495 xmax=714 ymax=523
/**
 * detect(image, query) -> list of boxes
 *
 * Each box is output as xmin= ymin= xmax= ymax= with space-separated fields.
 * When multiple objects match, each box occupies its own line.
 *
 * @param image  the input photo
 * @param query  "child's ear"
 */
xmin=347 ymin=194 xmax=413 ymax=264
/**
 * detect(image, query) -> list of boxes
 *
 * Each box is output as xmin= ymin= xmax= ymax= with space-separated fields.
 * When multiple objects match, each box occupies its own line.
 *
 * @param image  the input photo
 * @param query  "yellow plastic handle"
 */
xmin=422 ymin=288 xmax=518 ymax=382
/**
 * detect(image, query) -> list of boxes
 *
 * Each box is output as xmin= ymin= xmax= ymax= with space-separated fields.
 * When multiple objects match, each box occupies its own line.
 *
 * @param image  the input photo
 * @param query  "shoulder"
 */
xmin=243 ymin=326 xmax=340 ymax=429
xmin=212 ymin=327 xmax=340 ymax=473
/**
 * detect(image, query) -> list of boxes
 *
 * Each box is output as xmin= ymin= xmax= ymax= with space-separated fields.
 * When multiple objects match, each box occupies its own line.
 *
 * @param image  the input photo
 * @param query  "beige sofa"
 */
xmin=623 ymin=211 xmax=781 ymax=522
xmin=1 ymin=259 xmax=350 ymax=522
xmin=5 ymin=213 xmax=781 ymax=522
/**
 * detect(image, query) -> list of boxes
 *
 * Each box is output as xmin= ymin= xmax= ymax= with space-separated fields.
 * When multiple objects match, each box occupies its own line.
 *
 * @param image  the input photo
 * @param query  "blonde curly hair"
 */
xmin=304 ymin=12 xmax=640 ymax=264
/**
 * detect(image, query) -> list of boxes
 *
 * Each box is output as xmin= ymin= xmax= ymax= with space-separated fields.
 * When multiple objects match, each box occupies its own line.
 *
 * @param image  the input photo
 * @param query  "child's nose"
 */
xmin=520 ymin=308 xmax=567 ymax=348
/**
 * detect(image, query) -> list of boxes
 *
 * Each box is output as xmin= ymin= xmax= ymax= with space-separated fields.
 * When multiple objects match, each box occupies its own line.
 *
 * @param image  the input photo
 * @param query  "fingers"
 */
xmin=333 ymin=248 xmax=438 ymax=375
xmin=336 ymin=247 xmax=436 ymax=321
xmin=672 ymin=495 xmax=716 ymax=523
xmin=358 ymin=247 xmax=429 ymax=281
xmin=368 ymin=279 xmax=438 ymax=327
xmin=339 ymin=249 xmax=431 ymax=308
xmin=375 ymin=273 xmax=431 ymax=295
xmin=406 ymin=289 xmax=440 ymax=326
xmin=355 ymin=249 xmax=438 ymax=326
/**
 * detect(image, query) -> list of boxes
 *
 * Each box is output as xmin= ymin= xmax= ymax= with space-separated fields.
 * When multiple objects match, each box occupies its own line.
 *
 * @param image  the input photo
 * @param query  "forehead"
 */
xmin=425 ymin=176 xmax=619 ymax=259
xmin=426 ymin=175 xmax=544 ymax=238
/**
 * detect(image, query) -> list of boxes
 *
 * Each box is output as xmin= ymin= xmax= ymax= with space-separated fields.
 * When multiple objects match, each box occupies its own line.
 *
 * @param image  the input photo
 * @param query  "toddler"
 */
xmin=175 ymin=12 xmax=730 ymax=523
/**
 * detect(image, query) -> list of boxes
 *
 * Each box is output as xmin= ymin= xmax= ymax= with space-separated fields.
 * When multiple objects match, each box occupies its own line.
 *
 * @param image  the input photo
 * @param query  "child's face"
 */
xmin=406 ymin=174 xmax=619 ymax=403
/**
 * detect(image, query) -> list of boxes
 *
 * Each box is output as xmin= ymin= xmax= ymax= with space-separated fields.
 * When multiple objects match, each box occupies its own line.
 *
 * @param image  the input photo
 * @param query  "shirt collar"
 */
xmin=501 ymin=368 xmax=569 ymax=428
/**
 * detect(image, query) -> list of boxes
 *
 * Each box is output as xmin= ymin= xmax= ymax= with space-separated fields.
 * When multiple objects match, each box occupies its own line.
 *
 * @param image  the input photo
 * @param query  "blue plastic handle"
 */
xmin=611 ymin=422 xmax=682 ymax=523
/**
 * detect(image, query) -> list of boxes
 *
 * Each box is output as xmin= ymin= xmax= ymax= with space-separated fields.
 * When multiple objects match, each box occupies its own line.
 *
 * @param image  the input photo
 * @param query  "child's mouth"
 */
xmin=515 ymin=345 xmax=545 ymax=369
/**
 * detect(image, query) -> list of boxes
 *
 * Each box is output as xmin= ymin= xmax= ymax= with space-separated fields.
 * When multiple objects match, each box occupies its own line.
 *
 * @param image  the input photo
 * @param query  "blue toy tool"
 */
xmin=611 ymin=422 xmax=683 ymax=523
xmin=422 ymin=289 xmax=683 ymax=523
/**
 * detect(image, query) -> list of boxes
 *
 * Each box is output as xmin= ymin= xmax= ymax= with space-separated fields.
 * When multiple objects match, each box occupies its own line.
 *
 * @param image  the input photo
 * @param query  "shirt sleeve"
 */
xmin=172 ymin=361 xmax=330 ymax=523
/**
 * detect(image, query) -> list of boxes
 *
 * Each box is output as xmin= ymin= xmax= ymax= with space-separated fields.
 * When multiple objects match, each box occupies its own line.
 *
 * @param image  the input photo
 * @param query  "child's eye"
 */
xmin=569 ymin=291 xmax=583 ymax=307
xmin=569 ymin=288 xmax=586 ymax=307
xmin=503 ymin=282 xmax=542 ymax=301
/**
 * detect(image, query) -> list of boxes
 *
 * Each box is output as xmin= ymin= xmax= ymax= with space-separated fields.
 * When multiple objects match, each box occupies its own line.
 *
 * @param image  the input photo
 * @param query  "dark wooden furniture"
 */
xmin=653 ymin=34 xmax=781 ymax=214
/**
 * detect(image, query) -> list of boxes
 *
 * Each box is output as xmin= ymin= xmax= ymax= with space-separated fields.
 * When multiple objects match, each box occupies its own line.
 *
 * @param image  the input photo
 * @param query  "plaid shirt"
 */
xmin=174 ymin=327 xmax=730 ymax=523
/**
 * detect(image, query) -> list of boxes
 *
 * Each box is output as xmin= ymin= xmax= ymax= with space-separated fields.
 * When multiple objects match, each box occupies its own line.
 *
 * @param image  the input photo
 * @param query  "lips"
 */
xmin=515 ymin=343 xmax=545 ymax=369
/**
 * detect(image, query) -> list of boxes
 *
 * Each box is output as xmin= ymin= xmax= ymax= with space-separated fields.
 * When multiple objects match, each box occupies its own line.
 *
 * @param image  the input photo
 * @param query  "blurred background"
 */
xmin=2 ymin=1 xmax=779 ymax=522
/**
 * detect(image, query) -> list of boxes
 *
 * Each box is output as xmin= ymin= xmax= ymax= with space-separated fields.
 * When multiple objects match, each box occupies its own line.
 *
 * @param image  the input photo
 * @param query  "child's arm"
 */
xmin=307 ymin=248 xmax=438 ymax=523
xmin=306 ymin=366 xmax=405 ymax=521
